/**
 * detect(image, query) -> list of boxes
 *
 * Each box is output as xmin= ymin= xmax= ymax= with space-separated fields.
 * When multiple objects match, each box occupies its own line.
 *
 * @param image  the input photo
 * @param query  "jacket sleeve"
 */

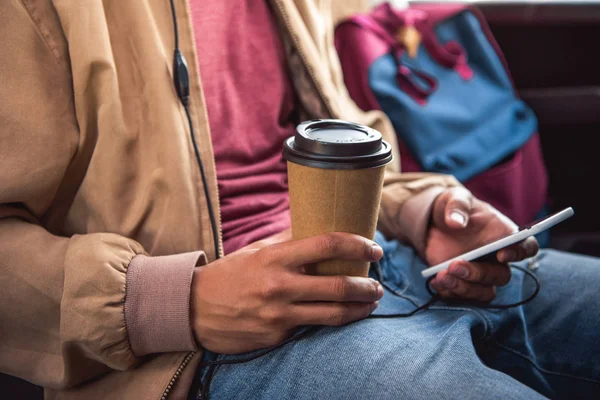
xmin=378 ymin=171 xmax=461 ymax=255
xmin=0 ymin=2 xmax=198 ymax=390
xmin=0 ymin=216 xmax=144 ymax=388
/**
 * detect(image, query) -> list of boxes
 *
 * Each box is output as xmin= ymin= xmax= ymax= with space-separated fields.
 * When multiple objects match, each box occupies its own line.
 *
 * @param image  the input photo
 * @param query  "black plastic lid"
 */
xmin=282 ymin=119 xmax=393 ymax=170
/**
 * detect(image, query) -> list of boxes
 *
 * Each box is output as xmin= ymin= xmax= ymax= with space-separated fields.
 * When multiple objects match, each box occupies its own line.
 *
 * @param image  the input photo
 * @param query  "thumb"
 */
xmin=433 ymin=187 xmax=473 ymax=230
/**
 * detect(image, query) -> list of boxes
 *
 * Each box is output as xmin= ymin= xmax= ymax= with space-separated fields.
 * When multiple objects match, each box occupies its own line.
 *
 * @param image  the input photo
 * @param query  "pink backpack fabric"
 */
xmin=335 ymin=3 xmax=549 ymax=229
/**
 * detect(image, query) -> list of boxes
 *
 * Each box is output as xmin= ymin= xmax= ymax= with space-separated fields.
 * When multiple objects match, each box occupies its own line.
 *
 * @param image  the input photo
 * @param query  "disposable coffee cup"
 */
xmin=283 ymin=119 xmax=393 ymax=277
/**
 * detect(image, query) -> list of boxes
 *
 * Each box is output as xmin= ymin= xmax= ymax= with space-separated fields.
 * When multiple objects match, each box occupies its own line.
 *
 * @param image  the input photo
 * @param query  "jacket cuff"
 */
xmin=398 ymin=186 xmax=445 ymax=257
xmin=124 ymin=251 xmax=206 ymax=356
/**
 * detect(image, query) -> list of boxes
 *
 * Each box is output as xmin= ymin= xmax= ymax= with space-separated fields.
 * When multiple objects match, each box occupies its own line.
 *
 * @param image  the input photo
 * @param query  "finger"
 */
xmin=429 ymin=273 xmax=454 ymax=299
xmin=267 ymin=232 xmax=383 ymax=267
xmin=291 ymin=301 xmax=378 ymax=327
xmin=430 ymin=270 xmax=463 ymax=300
xmin=290 ymin=275 xmax=384 ymax=303
xmin=432 ymin=187 xmax=473 ymax=230
xmin=497 ymin=236 xmax=539 ymax=263
xmin=434 ymin=271 xmax=496 ymax=303
xmin=429 ymin=284 xmax=457 ymax=301
xmin=447 ymin=260 xmax=511 ymax=286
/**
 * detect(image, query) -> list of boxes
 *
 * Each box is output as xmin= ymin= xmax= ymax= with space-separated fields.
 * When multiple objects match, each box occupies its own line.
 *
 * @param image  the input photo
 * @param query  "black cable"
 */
xmin=199 ymin=327 xmax=320 ymax=371
xmin=184 ymin=105 xmax=221 ymax=260
xmin=169 ymin=0 xmax=179 ymax=50
xmin=425 ymin=264 xmax=541 ymax=310
xmin=195 ymin=264 xmax=541 ymax=399
xmin=368 ymin=276 xmax=438 ymax=319
xmin=197 ymin=327 xmax=319 ymax=399
xmin=169 ymin=0 xmax=220 ymax=259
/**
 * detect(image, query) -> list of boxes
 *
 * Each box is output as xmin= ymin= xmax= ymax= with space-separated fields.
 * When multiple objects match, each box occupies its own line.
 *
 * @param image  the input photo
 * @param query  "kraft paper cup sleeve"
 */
xmin=287 ymin=162 xmax=385 ymax=277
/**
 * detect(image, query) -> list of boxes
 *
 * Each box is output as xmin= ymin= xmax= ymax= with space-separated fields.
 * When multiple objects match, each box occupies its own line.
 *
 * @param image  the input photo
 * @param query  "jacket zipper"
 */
xmin=271 ymin=0 xmax=338 ymax=119
xmin=162 ymin=0 xmax=226 ymax=397
xmin=161 ymin=352 xmax=196 ymax=400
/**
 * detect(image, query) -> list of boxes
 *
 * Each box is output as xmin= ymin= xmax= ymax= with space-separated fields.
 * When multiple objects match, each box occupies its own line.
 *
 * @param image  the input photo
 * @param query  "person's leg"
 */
xmin=191 ymin=233 xmax=546 ymax=400
xmin=383 ymin=237 xmax=600 ymax=399
xmin=477 ymin=249 xmax=600 ymax=399
xmin=199 ymin=314 xmax=545 ymax=399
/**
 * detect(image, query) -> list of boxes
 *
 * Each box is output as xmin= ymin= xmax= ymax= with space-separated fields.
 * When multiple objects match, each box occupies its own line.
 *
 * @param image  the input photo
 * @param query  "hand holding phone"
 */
xmin=421 ymin=207 xmax=575 ymax=279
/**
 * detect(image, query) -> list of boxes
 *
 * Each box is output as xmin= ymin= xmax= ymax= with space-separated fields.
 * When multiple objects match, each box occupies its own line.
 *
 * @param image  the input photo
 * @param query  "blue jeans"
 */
xmin=191 ymin=232 xmax=600 ymax=399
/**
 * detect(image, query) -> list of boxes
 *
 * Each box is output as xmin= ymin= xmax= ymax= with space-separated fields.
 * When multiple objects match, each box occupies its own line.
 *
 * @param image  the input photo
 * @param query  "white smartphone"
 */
xmin=421 ymin=207 xmax=575 ymax=279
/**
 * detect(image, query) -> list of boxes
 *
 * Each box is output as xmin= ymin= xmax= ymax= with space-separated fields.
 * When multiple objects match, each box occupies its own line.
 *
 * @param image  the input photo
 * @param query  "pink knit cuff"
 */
xmin=124 ymin=251 xmax=206 ymax=356
xmin=398 ymin=186 xmax=446 ymax=257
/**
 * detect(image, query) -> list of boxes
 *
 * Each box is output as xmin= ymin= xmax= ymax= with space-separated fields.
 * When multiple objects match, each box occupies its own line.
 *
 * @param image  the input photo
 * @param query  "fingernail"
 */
xmin=371 ymin=243 xmax=383 ymax=260
xmin=452 ymin=264 xmax=470 ymax=279
xmin=371 ymin=301 xmax=379 ymax=311
xmin=442 ymin=275 xmax=457 ymax=289
xmin=450 ymin=211 xmax=467 ymax=227
xmin=376 ymin=283 xmax=384 ymax=299
xmin=503 ymin=249 xmax=517 ymax=262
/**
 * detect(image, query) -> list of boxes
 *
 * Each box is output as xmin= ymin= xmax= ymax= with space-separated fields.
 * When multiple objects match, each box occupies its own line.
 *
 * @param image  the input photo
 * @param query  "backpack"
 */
xmin=334 ymin=2 xmax=549 ymax=232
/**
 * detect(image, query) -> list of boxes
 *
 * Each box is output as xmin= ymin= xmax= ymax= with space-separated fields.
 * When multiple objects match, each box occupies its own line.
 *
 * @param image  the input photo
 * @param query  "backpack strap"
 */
xmin=347 ymin=14 xmax=401 ymax=54
xmin=347 ymin=13 xmax=437 ymax=105
xmin=377 ymin=3 xmax=474 ymax=81
xmin=418 ymin=23 xmax=474 ymax=80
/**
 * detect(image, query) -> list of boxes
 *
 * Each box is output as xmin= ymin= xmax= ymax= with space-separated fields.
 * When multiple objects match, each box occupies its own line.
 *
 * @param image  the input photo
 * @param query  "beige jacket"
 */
xmin=0 ymin=0 xmax=458 ymax=398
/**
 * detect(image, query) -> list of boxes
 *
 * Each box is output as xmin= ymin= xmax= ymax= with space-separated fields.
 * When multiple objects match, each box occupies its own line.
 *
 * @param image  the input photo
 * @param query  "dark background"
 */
xmin=480 ymin=2 xmax=600 ymax=257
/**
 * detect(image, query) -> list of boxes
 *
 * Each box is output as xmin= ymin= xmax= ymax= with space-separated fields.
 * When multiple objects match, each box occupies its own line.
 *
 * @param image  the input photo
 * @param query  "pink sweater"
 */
xmin=192 ymin=0 xmax=296 ymax=255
